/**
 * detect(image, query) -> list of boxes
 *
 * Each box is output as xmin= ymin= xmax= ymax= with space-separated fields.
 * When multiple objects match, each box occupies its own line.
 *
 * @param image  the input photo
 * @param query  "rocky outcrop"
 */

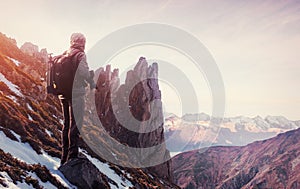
xmin=20 ymin=42 xmax=48 ymax=63
xmin=20 ymin=42 xmax=39 ymax=56
xmin=95 ymin=57 xmax=173 ymax=181
xmin=0 ymin=33 xmax=17 ymax=46
xmin=39 ymin=48 xmax=48 ymax=63
xmin=59 ymin=157 xmax=110 ymax=189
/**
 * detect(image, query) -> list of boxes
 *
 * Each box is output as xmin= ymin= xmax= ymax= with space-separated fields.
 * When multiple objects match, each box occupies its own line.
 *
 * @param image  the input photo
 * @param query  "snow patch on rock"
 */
xmin=7 ymin=56 xmax=21 ymax=66
xmin=0 ymin=73 xmax=23 ymax=97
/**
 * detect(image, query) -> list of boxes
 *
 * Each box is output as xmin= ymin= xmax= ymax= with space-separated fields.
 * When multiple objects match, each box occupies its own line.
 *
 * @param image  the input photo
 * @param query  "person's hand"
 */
xmin=90 ymin=82 xmax=97 ymax=90
xmin=88 ymin=70 xmax=97 ymax=90
xmin=89 ymin=70 xmax=94 ymax=79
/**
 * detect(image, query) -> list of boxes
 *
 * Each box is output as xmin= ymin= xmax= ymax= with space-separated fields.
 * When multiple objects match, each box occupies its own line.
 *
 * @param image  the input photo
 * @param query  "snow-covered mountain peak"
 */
xmin=164 ymin=113 xmax=300 ymax=153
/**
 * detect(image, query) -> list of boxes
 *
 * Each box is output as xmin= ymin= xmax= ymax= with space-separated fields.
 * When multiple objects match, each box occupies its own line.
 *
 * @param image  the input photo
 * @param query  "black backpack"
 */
xmin=46 ymin=50 xmax=81 ymax=97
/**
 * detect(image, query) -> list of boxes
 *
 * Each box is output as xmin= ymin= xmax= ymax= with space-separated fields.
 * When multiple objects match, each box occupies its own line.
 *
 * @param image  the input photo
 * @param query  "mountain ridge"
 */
xmin=172 ymin=127 xmax=300 ymax=188
xmin=164 ymin=112 xmax=300 ymax=154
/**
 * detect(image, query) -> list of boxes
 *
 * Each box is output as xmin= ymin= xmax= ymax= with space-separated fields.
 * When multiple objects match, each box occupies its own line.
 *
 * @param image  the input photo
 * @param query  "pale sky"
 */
xmin=1 ymin=0 xmax=300 ymax=119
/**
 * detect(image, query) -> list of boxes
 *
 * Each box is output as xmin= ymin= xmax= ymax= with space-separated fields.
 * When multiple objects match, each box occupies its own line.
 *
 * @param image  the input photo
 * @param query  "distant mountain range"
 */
xmin=172 ymin=127 xmax=300 ymax=188
xmin=164 ymin=113 xmax=300 ymax=153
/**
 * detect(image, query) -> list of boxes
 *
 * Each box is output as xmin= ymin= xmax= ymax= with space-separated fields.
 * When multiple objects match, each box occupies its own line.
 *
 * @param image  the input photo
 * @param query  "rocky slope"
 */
xmin=0 ymin=32 xmax=178 ymax=188
xmin=172 ymin=127 xmax=300 ymax=189
xmin=164 ymin=113 xmax=300 ymax=153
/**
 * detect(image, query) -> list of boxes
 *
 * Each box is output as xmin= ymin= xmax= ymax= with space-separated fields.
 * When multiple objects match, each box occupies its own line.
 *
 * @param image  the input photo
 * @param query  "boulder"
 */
xmin=59 ymin=157 xmax=110 ymax=189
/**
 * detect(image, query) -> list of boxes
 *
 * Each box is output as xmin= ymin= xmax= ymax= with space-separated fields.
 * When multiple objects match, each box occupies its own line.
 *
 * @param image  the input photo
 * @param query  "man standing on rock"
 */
xmin=59 ymin=33 xmax=96 ymax=165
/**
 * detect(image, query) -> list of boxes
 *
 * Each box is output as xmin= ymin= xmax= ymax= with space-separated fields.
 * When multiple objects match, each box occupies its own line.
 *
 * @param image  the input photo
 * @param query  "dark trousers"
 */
xmin=60 ymin=97 xmax=83 ymax=164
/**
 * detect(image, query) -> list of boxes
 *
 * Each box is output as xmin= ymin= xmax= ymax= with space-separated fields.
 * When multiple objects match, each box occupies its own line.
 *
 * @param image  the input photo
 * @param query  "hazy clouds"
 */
xmin=1 ymin=0 xmax=299 ymax=119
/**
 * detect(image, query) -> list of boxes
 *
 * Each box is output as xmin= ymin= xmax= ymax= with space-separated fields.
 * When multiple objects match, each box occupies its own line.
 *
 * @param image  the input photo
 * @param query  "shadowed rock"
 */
xmin=95 ymin=57 xmax=173 ymax=181
xmin=59 ymin=157 xmax=110 ymax=189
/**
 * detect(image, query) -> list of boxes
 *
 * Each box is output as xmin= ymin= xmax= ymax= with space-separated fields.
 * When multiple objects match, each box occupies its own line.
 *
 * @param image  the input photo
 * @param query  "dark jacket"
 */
xmin=59 ymin=45 xmax=90 ymax=99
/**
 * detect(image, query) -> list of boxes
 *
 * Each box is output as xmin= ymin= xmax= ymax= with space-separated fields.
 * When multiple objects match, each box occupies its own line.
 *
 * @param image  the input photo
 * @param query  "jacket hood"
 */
xmin=70 ymin=33 xmax=86 ymax=51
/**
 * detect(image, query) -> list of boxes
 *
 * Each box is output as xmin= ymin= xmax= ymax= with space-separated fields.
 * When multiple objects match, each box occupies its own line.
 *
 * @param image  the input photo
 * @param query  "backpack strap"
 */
xmin=70 ymin=49 xmax=83 ymax=72
xmin=70 ymin=50 xmax=86 ymax=88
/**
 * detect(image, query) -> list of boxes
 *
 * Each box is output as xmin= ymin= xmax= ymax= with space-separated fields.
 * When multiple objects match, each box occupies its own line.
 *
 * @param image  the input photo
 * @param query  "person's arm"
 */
xmin=77 ymin=52 xmax=90 ymax=80
xmin=77 ymin=52 xmax=96 ymax=89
